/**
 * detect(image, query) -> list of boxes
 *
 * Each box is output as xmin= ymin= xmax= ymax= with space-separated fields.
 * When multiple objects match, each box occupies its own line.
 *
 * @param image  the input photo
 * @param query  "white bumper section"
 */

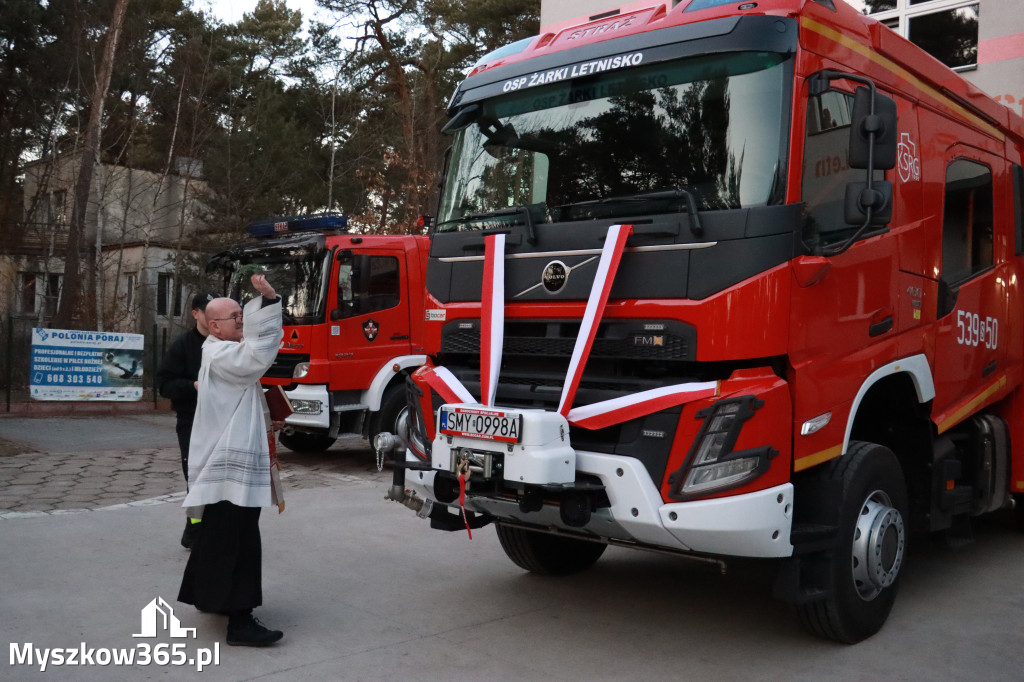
xmin=407 ymin=447 xmax=794 ymax=560
xmin=282 ymin=384 xmax=331 ymax=431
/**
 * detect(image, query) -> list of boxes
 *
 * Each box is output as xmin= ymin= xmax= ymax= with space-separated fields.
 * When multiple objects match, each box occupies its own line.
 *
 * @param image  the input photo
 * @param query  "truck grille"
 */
xmin=441 ymin=319 xmax=695 ymax=362
xmin=264 ymin=353 xmax=310 ymax=379
xmin=443 ymin=329 xmax=690 ymax=360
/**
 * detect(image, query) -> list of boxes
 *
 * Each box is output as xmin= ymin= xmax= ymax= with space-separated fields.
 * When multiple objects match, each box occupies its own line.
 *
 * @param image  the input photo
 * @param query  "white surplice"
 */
xmin=184 ymin=296 xmax=283 ymax=513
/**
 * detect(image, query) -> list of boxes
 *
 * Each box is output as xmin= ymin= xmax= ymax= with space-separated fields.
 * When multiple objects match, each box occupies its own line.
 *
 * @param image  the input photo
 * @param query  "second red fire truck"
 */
xmin=211 ymin=214 xmax=429 ymax=451
xmin=380 ymin=0 xmax=1024 ymax=643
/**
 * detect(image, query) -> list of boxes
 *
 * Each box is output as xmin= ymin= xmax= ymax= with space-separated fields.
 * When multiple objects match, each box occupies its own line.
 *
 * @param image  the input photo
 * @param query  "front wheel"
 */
xmin=495 ymin=523 xmax=606 ymax=576
xmin=796 ymin=441 xmax=909 ymax=643
xmin=368 ymin=384 xmax=408 ymax=445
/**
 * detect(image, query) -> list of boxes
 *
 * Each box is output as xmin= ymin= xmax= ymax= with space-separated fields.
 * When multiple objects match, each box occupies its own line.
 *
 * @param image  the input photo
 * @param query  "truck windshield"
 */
xmin=437 ymin=51 xmax=791 ymax=230
xmin=225 ymin=237 xmax=331 ymax=324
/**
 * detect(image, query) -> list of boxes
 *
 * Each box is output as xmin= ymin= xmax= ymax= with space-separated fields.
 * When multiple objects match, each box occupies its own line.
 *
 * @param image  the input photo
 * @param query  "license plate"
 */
xmin=439 ymin=406 xmax=523 ymax=443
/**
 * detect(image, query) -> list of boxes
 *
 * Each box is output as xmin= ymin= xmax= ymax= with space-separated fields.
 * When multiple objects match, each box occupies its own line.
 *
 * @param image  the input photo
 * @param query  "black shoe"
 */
xmin=227 ymin=613 xmax=283 ymax=647
xmin=181 ymin=520 xmax=199 ymax=550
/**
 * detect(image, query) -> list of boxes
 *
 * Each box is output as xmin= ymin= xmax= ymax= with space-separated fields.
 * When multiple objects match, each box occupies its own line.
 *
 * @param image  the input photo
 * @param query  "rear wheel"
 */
xmin=278 ymin=430 xmax=337 ymax=453
xmin=369 ymin=383 xmax=407 ymax=445
xmin=796 ymin=441 xmax=909 ymax=643
xmin=496 ymin=523 xmax=607 ymax=576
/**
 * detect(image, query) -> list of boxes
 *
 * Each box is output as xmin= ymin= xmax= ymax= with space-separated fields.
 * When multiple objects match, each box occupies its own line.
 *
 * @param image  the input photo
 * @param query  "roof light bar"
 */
xmin=246 ymin=213 xmax=348 ymax=237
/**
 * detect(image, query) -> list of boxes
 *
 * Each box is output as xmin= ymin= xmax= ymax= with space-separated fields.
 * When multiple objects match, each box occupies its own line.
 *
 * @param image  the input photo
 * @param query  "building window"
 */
xmin=28 ymin=190 xmax=69 ymax=225
xmin=846 ymin=0 xmax=980 ymax=71
xmin=18 ymin=273 xmax=36 ymax=314
xmin=17 ymin=272 xmax=62 ymax=316
xmin=942 ymin=158 xmax=993 ymax=285
xmin=43 ymin=274 xmax=61 ymax=316
xmin=125 ymin=273 xmax=138 ymax=311
xmin=157 ymin=273 xmax=183 ymax=317
xmin=907 ymin=6 xmax=979 ymax=69
xmin=51 ymin=190 xmax=67 ymax=225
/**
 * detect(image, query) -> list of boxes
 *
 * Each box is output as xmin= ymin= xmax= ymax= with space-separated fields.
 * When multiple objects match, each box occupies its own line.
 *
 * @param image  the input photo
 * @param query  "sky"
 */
xmin=198 ymin=0 xmax=334 ymax=27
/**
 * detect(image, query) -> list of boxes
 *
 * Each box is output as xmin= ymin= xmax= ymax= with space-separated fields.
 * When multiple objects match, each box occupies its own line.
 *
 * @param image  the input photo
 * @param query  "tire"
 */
xmin=495 ymin=523 xmax=607 ymax=576
xmin=278 ymin=430 xmax=337 ymax=453
xmin=368 ymin=383 xmax=408 ymax=445
xmin=1014 ymin=494 xmax=1024 ymax=533
xmin=796 ymin=441 xmax=909 ymax=643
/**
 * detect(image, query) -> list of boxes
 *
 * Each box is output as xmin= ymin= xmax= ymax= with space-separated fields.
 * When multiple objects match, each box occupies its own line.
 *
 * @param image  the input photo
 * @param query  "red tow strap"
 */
xmin=458 ymin=471 xmax=472 ymax=540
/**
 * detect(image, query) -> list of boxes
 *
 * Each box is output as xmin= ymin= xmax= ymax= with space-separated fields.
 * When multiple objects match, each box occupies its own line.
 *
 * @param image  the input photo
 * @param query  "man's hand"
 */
xmin=251 ymin=273 xmax=277 ymax=300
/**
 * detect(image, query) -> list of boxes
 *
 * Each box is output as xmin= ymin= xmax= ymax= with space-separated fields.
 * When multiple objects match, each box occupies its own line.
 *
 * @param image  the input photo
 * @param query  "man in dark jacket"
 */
xmin=158 ymin=292 xmax=218 ymax=548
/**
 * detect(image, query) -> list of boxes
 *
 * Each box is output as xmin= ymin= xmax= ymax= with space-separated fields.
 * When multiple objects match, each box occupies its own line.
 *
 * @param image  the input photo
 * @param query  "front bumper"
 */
xmin=282 ymin=384 xmax=331 ymax=431
xmin=405 ymin=447 xmax=794 ymax=559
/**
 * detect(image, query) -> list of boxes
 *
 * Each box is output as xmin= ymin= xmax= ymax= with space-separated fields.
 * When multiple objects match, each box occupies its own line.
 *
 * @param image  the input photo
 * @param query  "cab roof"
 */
xmin=460 ymin=0 xmax=1023 ymax=143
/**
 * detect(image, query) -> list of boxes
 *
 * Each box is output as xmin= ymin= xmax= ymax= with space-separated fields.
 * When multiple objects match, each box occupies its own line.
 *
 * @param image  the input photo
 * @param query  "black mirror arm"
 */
xmin=818 ymin=209 xmax=874 ymax=257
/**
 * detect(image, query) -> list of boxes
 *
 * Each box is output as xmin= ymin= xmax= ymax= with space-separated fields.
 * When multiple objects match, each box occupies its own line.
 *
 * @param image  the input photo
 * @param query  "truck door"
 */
xmin=328 ymin=249 xmax=412 ymax=391
xmin=931 ymin=147 xmax=1007 ymax=432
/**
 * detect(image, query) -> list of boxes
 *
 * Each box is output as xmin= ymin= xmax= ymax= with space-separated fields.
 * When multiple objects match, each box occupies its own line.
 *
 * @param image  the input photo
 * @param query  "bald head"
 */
xmin=205 ymin=297 xmax=243 ymax=342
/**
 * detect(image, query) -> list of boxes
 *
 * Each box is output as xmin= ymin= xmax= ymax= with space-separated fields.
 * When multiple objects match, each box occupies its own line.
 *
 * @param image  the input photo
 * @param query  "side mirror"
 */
xmin=845 ymin=180 xmax=893 ymax=226
xmin=849 ymin=86 xmax=897 ymax=170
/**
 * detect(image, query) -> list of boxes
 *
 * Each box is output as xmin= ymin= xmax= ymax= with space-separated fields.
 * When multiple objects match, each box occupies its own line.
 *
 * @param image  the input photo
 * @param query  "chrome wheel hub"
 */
xmin=851 ymin=489 xmax=905 ymax=601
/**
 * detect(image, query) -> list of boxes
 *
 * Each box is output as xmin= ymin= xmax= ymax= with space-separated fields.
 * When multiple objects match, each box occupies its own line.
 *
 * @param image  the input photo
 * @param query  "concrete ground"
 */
xmin=1 ymin=412 xmax=1022 ymax=681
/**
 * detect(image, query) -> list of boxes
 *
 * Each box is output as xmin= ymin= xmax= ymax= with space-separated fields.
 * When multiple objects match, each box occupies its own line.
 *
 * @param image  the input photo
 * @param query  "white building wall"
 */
xmin=541 ymin=0 xmax=618 ymax=27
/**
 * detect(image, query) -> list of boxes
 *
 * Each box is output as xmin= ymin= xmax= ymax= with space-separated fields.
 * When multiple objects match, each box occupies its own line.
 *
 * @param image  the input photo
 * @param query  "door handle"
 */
xmin=390 ymin=334 xmax=410 ymax=341
xmin=868 ymin=315 xmax=894 ymax=337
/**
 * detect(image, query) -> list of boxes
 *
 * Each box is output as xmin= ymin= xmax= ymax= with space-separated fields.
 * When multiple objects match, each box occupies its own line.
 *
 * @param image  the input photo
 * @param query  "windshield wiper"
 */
xmin=556 ymin=188 xmax=704 ymax=237
xmin=435 ymin=205 xmax=537 ymax=244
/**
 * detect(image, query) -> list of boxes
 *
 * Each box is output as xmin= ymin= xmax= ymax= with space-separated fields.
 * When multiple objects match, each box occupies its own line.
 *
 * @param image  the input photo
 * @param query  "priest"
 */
xmin=178 ymin=273 xmax=286 ymax=647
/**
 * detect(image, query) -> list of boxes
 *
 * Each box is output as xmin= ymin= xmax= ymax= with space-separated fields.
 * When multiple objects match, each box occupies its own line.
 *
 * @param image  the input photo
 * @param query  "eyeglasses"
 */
xmin=210 ymin=313 xmax=243 ymax=322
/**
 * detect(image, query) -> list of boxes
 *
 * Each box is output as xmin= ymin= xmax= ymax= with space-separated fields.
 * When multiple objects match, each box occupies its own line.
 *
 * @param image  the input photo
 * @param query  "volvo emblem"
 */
xmin=542 ymin=260 xmax=569 ymax=293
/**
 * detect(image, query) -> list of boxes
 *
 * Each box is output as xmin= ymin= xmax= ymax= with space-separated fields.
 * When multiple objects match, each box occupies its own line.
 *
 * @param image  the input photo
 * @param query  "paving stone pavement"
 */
xmin=0 ymin=413 xmax=389 ymax=518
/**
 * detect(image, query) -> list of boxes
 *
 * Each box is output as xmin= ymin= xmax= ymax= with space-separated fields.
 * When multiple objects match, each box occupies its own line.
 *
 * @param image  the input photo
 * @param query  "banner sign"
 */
xmin=29 ymin=328 xmax=145 ymax=401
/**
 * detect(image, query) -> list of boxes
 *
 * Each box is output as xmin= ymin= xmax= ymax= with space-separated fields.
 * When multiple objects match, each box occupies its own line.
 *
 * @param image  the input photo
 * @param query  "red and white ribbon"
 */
xmin=557 ymin=224 xmax=633 ymax=416
xmin=567 ymin=381 xmax=719 ymax=430
xmin=421 ymin=365 xmax=477 ymax=405
xmin=480 ymin=233 xmax=505 ymax=406
xmin=429 ymin=222 xmax=716 ymax=438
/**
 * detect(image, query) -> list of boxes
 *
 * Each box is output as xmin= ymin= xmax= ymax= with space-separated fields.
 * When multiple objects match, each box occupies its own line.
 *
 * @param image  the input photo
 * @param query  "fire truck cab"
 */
xmin=210 ymin=214 xmax=429 ymax=452
xmin=382 ymin=0 xmax=1024 ymax=643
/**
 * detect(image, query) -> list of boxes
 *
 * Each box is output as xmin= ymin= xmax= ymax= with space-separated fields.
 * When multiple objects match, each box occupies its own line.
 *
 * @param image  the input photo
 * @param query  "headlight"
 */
xmin=669 ymin=396 xmax=776 ymax=500
xmin=289 ymin=399 xmax=322 ymax=415
xmin=683 ymin=454 xmax=761 ymax=494
xmin=292 ymin=362 xmax=310 ymax=379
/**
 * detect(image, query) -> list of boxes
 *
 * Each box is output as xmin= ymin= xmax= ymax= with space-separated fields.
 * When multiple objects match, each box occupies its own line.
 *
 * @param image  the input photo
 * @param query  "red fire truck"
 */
xmin=210 ymin=214 xmax=429 ymax=451
xmin=379 ymin=0 xmax=1024 ymax=642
